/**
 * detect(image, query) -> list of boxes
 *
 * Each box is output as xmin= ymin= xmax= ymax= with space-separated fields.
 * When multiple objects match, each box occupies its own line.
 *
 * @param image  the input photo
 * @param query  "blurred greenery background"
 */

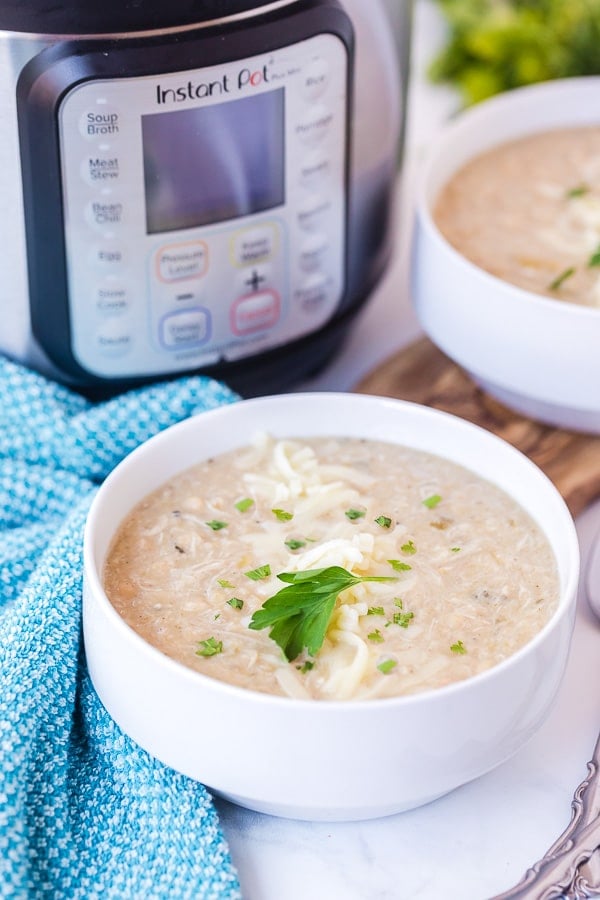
xmin=429 ymin=0 xmax=600 ymax=105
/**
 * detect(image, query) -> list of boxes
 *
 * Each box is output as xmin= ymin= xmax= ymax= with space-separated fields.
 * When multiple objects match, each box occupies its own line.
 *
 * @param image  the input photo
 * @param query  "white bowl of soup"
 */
xmin=83 ymin=392 xmax=579 ymax=821
xmin=412 ymin=76 xmax=600 ymax=433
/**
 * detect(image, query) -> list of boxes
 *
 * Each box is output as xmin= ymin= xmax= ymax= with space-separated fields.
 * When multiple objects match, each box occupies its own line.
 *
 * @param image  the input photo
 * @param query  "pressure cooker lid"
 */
xmin=0 ymin=0 xmax=295 ymax=34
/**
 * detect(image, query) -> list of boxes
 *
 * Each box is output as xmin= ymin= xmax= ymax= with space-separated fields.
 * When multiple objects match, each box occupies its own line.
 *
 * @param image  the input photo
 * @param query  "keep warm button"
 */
xmin=231 ymin=290 xmax=280 ymax=335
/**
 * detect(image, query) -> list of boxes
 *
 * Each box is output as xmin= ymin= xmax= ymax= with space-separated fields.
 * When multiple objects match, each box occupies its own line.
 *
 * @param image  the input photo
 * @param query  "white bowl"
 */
xmin=82 ymin=392 xmax=579 ymax=821
xmin=412 ymin=76 xmax=600 ymax=433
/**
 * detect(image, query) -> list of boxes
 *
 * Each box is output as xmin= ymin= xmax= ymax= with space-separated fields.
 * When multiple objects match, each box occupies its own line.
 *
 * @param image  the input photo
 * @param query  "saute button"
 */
xmin=95 ymin=319 xmax=133 ymax=355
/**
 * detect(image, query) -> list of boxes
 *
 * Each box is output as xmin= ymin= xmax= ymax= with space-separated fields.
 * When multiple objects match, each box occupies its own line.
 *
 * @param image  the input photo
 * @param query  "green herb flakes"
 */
xmin=367 ymin=606 xmax=385 ymax=616
xmin=217 ymin=578 xmax=235 ymax=589
xmin=196 ymin=637 xmax=223 ymax=657
xmin=285 ymin=538 xmax=307 ymax=551
xmin=235 ymin=497 xmax=254 ymax=513
xmin=227 ymin=597 xmax=244 ymax=610
xmin=345 ymin=508 xmax=366 ymax=521
xmin=377 ymin=658 xmax=397 ymax=675
xmin=567 ymin=184 xmax=589 ymax=198
xmin=549 ymin=267 xmax=575 ymax=291
xmin=393 ymin=611 xmax=414 ymax=628
xmin=206 ymin=520 xmax=228 ymax=531
xmin=388 ymin=559 xmax=412 ymax=572
xmin=374 ymin=515 xmax=392 ymax=528
xmin=296 ymin=660 xmax=315 ymax=674
xmin=368 ymin=629 xmax=384 ymax=643
xmin=451 ymin=640 xmax=467 ymax=655
xmin=245 ymin=564 xmax=271 ymax=581
xmin=394 ymin=598 xmax=403 ymax=608
xmin=423 ymin=494 xmax=442 ymax=509
xmin=400 ymin=539 xmax=416 ymax=555
xmin=589 ymin=245 xmax=600 ymax=267
xmin=249 ymin=566 xmax=398 ymax=661
xmin=451 ymin=547 xmax=461 ymax=553
xmin=272 ymin=508 xmax=293 ymax=522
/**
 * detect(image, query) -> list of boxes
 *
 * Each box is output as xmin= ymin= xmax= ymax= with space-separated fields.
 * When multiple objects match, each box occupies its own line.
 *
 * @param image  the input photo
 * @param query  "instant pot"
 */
xmin=0 ymin=0 xmax=403 ymax=395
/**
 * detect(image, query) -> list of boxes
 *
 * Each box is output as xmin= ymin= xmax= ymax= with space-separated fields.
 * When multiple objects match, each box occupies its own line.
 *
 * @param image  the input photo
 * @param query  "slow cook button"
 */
xmin=155 ymin=242 xmax=208 ymax=282
xmin=94 ymin=282 xmax=130 ymax=315
xmin=95 ymin=319 xmax=133 ymax=355
xmin=295 ymin=105 xmax=333 ymax=144
xmin=160 ymin=309 xmax=210 ymax=349
xmin=294 ymin=273 xmax=333 ymax=312
xmin=231 ymin=290 xmax=280 ymax=335
xmin=231 ymin=225 xmax=277 ymax=267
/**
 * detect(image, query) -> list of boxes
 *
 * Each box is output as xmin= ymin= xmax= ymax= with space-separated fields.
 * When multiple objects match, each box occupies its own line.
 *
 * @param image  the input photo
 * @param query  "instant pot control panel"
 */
xmin=17 ymin=3 xmax=353 ymax=385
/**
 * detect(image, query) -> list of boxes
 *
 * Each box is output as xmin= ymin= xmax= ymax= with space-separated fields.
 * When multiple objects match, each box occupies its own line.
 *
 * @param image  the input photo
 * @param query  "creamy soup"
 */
xmin=104 ymin=434 xmax=559 ymax=701
xmin=434 ymin=126 xmax=600 ymax=307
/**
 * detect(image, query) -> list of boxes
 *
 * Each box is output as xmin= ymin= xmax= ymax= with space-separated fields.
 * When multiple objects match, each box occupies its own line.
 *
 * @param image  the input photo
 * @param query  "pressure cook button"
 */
xmin=302 ymin=57 xmax=330 ymax=101
xmin=95 ymin=320 xmax=133 ymax=355
xmin=81 ymin=155 xmax=120 ymax=186
xmin=160 ymin=309 xmax=210 ymax=349
xmin=155 ymin=242 xmax=208 ymax=282
xmin=231 ymin=225 xmax=277 ymax=266
xmin=85 ymin=200 xmax=124 ymax=229
xmin=79 ymin=108 xmax=121 ymax=140
xmin=295 ymin=106 xmax=333 ymax=144
xmin=231 ymin=290 xmax=280 ymax=335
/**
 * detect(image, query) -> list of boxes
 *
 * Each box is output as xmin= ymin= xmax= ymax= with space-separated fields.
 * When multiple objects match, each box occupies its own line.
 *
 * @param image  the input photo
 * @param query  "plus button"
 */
xmin=244 ymin=269 xmax=266 ymax=292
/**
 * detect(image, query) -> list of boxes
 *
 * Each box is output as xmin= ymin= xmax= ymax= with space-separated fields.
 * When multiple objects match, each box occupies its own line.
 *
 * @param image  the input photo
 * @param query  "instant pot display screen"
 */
xmin=142 ymin=88 xmax=285 ymax=234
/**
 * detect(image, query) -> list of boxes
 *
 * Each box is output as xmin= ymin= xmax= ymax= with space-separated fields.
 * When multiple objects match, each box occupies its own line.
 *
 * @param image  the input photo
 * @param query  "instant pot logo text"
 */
xmin=156 ymin=65 xmax=269 ymax=104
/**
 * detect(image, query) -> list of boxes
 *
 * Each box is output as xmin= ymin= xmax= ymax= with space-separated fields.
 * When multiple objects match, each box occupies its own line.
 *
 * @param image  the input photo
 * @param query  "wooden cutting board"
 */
xmin=356 ymin=338 xmax=600 ymax=518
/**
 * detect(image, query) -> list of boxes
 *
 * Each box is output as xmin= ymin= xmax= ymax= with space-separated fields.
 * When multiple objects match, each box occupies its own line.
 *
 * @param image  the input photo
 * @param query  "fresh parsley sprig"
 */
xmin=249 ymin=566 xmax=398 ymax=661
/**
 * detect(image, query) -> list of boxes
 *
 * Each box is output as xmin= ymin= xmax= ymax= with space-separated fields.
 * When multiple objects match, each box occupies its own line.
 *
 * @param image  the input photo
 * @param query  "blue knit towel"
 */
xmin=0 ymin=356 xmax=243 ymax=900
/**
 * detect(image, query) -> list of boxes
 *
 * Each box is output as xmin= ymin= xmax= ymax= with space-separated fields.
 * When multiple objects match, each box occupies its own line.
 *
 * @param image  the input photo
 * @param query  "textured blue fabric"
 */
xmin=0 ymin=357 xmax=243 ymax=900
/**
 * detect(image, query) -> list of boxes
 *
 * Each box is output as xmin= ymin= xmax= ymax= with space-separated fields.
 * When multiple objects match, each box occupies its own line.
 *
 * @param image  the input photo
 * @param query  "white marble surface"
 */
xmin=215 ymin=3 xmax=600 ymax=897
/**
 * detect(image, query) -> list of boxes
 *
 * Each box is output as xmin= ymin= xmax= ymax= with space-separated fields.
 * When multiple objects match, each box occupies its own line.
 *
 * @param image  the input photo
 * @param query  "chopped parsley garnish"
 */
xmin=393 ymin=611 xmax=414 ymax=628
xmin=451 ymin=640 xmax=467 ymax=655
xmin=217 ymin=578 xmax=235 ymax=589
xmin=285 ymin=538 xmax=306 ymax=551
xmin=235 ymin=497 xmax=254 ymax=513
xmin=368 ymin=629 xmax=384 ymax=643
xmin=388 ymin=559 xmax=412 ymax=572
xmin=345 ymin=508 xmax=366 ymax=520
xmin=548 ymin=266 xmax=575 ymax=291
xmin=227 ymin=597 xmax=244 ymax=610
xmin=206 ymin=520 xmax=228 ymax=531
xmin=374 ymin=515 xmax=392 ymax=528
xmin=423 ymin=494 xmax=442 ymax=509
xmin=400 ymin=540 xmax=416 ymax=555
xmin=296 ymin=660 xmax=315 ymax=673
xmin=394 ymin=598 xmax=403 ymax=608
xmin=272 ymin=508 xmax=293 ymax=522
xmin=249 ymin=566 xmax=397 ymax=661
xmin=367 ymin=606 xmax=385 ymax=616
xmin=245 ymin=564 xmax=271 ymax=581
xmin=589 ymin=245 xmax=600 ymax=267
xmin=566 ymin=184 xmax=589 ymax=198
xmin=377 ymin=658 xmax=397 ymax=675
xmin=196 ymin=637 xmax=223 ymax=657
xmin=451 ymin=547 xmax=461 ymax=553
